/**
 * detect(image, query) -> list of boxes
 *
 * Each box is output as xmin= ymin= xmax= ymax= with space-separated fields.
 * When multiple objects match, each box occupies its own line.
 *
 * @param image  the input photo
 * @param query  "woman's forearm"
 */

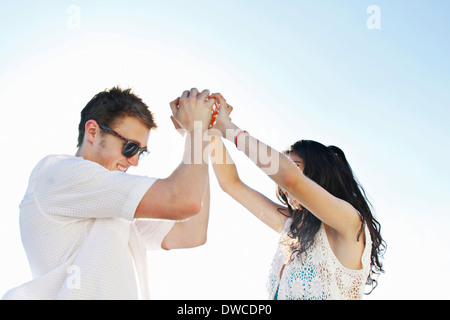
xmin=220 ymin=123 xmax=301 ymax=191
xmin=209 ymin=136 xmax=241 ymax=192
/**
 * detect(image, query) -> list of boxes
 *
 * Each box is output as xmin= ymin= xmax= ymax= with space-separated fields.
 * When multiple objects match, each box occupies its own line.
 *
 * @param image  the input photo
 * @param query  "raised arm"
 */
xmin=135 ymin=88 xmax=214 ymax=220
xmin=161 ymin=171 xmax=211 ymax=250
xmin=210 ymin=135 xmax=288 ymax=233
xmin=209 ymin=94 xmax=361 ymax=240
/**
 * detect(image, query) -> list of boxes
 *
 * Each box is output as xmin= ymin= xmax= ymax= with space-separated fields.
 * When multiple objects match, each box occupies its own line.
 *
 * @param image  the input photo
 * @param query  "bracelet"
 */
xmin=234 ymin=130 xmax=248 ymax=150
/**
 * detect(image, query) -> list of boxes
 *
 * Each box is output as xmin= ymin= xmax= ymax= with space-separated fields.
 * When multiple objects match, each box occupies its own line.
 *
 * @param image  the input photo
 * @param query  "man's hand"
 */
xmin=170 ymin=88 xmax=216 ymax=133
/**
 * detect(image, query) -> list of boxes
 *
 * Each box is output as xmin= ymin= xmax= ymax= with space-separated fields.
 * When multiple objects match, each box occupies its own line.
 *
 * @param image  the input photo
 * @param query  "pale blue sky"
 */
xmin=1 ymin=1 xmax=449 ymax=299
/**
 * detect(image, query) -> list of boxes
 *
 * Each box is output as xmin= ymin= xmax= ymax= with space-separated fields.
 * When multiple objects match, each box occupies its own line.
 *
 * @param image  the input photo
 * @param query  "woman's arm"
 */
xmin=210 ymin=135 xmax=288 ymax=233
xmin=209 ymin=94 xmax=361 ymax=240
xmin=135 ymin=89 xmax=214 ymax=220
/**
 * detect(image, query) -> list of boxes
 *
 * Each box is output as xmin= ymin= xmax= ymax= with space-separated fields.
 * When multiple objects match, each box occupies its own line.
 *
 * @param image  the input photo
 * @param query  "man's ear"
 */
xmin=85 ymin=120 xmax=100 ymax=144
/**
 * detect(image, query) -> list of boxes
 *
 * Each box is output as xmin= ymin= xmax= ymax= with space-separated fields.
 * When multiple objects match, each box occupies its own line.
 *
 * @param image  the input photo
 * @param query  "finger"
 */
xmin=209 ymin=93 xmax=228 ymax=108
xmin=225 ymin=103 xmax=233 ymax=115
xmin=181 ymin=90 xmax=189 ymax=100
xmin=189 ymin=87 xmax=199 ymax=98
xmin=211 ymin=93 xmax=227 ymax=109
xmin=209 ymin=92 xmax=225 ymax=101
xmin=205 ymin=97 xmax=217 ymax=109
xmin=169 ymin=97 xmax=180 ymax=114
xmin=198 ymin=89 xmax=210 ymax=101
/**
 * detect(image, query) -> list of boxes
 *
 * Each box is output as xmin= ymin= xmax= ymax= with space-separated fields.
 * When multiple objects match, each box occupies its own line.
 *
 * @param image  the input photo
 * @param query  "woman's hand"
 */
xmin=208 ymin=93 xmax=233 ymax=136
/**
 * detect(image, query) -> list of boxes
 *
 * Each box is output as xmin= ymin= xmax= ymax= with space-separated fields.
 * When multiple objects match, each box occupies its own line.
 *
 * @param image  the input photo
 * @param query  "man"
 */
xmin=3 ymin=87 xmax=214 ymax=299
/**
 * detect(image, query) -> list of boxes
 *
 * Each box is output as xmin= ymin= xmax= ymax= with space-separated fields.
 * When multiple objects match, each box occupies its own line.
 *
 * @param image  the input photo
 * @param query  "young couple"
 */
xmin=3 ymin=87 xmax=385 ymax=300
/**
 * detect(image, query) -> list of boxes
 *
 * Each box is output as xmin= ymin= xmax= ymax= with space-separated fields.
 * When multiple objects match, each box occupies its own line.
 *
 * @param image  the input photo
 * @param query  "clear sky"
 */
xmin=1 ymin=0 xmax=449 ymax=299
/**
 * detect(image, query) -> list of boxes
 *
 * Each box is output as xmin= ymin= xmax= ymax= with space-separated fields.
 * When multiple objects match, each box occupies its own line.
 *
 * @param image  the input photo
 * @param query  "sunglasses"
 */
xmin=97 ymin=122 xmax=149 ymax=160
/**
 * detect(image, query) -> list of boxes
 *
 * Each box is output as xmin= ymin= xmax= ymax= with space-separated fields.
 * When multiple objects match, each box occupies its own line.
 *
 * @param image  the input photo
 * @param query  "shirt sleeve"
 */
xmin=132 ymin=219 xmax=175 ymax=250
xmin=32 ymin=155 xmax=156 ymax=220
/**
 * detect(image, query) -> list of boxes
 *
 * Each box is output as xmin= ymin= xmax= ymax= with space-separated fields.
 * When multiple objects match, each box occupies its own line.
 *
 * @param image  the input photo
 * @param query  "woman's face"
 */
xmin=288 ymin=153 xmax=305 ymax=172
xmin=281 ymin=153 xmax=305 ymax=210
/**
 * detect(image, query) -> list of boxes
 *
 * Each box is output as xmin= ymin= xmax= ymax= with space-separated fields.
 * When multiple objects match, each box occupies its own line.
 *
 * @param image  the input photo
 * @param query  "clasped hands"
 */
xmin=170 ymin=88 xmax=233 ymax=136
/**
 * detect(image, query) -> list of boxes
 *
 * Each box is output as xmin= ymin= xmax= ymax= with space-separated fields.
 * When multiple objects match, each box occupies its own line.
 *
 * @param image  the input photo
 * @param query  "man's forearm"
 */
xmin=161 ymin=173 xmax=210 ymax=250
xmin=170 ymin=125 xmax=210 ymax=212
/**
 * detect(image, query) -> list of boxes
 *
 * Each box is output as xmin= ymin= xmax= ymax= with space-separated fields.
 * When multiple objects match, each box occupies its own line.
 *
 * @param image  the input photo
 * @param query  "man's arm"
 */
xmin=135 ymin=88 xmax=214 ymax=220
xmin=161 ymin=172 xmax=210 ymax=249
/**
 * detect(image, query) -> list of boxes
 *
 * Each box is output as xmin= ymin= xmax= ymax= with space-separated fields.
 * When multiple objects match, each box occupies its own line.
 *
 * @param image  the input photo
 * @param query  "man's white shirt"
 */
xmin=2 ymin=155 xmax=174 ymax=300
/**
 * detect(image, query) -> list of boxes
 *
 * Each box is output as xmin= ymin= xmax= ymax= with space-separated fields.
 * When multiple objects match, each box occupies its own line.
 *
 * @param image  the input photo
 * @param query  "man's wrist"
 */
xmin=185 ymin=120 xmax=209 ymax=134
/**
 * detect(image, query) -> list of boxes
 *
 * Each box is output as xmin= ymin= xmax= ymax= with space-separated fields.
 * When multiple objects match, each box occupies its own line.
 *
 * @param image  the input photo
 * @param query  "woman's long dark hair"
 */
xmin=276 ymin=140 xmax=386 ymax=293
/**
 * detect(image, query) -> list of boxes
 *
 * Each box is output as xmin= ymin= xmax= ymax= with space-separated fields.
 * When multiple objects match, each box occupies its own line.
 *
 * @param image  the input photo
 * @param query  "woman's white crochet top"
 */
xmin=267 ymin=218 xmax=372 ymax=300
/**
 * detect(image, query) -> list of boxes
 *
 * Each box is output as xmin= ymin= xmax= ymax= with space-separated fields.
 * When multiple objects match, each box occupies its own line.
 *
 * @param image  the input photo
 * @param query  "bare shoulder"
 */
xmin=323 ymin=218 xmax=366 ymax=270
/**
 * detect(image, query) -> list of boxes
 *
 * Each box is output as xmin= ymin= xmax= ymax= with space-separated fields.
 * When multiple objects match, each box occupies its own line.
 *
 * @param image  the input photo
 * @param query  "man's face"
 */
xmin=93 ymin=116 xmax=150 ymax=172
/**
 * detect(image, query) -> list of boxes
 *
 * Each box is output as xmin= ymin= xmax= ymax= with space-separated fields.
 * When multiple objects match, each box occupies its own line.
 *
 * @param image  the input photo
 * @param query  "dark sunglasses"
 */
xmin=97 ymin=122 xmax=149 ymax=160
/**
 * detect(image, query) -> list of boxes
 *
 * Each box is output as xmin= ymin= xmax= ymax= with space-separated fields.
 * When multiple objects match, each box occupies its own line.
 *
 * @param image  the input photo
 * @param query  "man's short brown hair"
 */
xmin=77 ymin=86 xmax=157 ymax=147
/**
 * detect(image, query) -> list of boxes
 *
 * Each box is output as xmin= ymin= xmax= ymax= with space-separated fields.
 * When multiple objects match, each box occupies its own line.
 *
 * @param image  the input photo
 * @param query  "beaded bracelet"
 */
xmin=234 ymin=130 xmax=248 ymax=150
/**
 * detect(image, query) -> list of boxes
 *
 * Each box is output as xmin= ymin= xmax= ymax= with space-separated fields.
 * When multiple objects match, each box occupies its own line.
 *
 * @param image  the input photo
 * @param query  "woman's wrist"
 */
xmin=222 ymin=123 xmax=250 ymax=151
xmin=212 ymin=121 xmax=238 ymax=138
xmin=234 ymin=130 xmax=249 ymax=150
xmin=222 ymin=122 xmax=239 ymax=142
xmin=210 ymin=121 xmax=250 ymax=150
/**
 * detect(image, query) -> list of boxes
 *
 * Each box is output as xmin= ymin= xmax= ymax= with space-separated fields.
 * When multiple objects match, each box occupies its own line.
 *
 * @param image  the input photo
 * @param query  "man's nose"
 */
xmin=127 ymin=154 xmax=139 ymax=167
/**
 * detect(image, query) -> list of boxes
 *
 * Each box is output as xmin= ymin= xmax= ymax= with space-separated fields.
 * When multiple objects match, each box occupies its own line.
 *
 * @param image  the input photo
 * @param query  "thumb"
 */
xmin=223 ymin=103 xmax=233 ymax=116
xmin=169 ymin=97 xmax=180 ymax=115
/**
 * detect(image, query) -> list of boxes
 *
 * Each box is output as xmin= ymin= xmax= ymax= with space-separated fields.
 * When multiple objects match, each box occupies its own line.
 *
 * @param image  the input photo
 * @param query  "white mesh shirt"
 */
xmin=2 ymin=155 xmax=174 ymax=300
xmin=267 ymin=218 xmax=372 ymax=300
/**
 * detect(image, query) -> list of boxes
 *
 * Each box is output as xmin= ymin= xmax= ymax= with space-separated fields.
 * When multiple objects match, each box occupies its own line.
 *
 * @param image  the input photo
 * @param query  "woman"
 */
xmin=208 ymin=93 xmax=385 ymax=300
